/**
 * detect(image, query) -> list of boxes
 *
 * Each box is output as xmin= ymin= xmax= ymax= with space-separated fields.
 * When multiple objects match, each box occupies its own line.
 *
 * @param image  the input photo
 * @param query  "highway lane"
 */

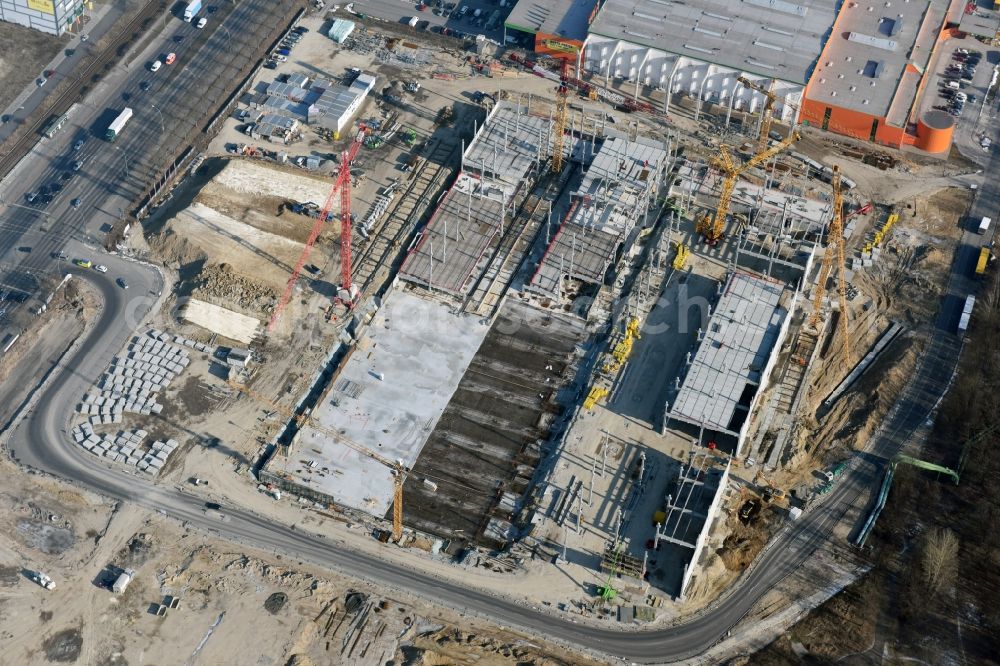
xmin=4 ymin=244 xmax=965 ymax=663
xmin=0 ymin=0 xmax=300 ymax=297
xmin=0 ymin=3 xmax=989 ymax=661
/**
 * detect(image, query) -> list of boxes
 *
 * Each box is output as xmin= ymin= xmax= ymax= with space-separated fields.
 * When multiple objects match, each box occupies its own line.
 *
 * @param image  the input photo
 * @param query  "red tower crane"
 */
xmin=268 ymin=127 xmax=365 ymax=332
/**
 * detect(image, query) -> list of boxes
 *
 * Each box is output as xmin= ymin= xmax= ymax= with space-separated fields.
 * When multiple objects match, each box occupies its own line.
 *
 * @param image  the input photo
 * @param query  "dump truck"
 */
xmin=976 ymin=245 xmax=991 ymax=277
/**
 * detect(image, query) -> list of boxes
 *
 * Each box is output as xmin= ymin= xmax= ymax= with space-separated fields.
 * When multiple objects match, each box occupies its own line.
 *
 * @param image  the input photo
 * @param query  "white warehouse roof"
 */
xmin=588 ymin=0 xmax=839 ymax=85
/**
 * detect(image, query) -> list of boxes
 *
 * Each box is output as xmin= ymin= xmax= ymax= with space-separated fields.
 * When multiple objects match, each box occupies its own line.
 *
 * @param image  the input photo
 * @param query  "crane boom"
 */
xmin=736 ymin=76 xmax=777 ymax=155
xmin=551 ymin=58 xmax=570 ymax=173
xmin=808 ymin=165 xmax=850 ymax=363
xmin=268 ymin=128 xmax=365 ymax=331
xmin=701 ymin=130 xmax=800 ymax=244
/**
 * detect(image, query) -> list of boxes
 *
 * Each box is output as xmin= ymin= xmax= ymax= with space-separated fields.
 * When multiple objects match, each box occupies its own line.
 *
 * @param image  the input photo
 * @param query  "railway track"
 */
xmin=354 ymin=139 xmax=458 ymax=297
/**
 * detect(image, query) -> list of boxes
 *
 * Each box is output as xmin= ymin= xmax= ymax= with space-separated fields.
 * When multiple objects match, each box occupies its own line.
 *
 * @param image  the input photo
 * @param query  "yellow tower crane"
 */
xmin=696 ymin=130 xmax=801 ymax=245
xmin=736 ymin=76 xmax=777 ymax=155
xmin=551 ymin=58 xmax=570 ymax=173
xmin=227 ymin=380 xmax=408 ymax=543
xmin=808 ymin=165 xmax=851 ymax=364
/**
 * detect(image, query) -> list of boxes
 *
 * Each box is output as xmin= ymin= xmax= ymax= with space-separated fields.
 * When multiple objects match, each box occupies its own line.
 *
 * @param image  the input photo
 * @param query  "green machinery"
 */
xmin=597 ymin=541 xmax=624 ymax=601
xmin=854 ymin=425 xmax=996 ymax=546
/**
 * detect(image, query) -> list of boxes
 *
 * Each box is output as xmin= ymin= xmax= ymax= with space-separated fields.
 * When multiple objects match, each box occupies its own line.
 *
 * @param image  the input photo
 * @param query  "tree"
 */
xmin=921 ymin=527 xmax=959 ymax=596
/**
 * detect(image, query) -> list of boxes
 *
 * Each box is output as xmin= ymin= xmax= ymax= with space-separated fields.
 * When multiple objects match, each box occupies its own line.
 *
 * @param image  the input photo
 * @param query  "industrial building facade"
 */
xmin=0 ymin=0 xmax=87 ymax=36
xmin=507 ymin=0 xmax=964 ymax=151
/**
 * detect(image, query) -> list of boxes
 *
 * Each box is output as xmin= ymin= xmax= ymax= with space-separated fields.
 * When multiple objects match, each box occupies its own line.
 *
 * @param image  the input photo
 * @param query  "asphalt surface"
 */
xmin=5 ymin=183 xmax=982 ymax=663
xmin=0 ymin=0 xmax=299 ymax=300
xmin=0 ymin=3 xmax=993 ymax=662
xmin=0 ymin=0 xmax=125 ymax=139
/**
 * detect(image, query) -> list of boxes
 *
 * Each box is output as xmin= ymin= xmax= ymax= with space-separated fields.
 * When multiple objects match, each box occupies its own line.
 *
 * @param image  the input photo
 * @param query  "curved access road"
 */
xmin=5 ymin=247 xmax=966 ymax=664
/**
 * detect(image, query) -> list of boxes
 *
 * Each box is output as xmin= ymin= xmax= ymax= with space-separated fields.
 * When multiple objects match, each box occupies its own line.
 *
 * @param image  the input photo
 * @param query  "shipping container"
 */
xmin=976 ymin=246 xmax=991 ymax=275
xmin=105 ymin=107 xmax=133 ymax=142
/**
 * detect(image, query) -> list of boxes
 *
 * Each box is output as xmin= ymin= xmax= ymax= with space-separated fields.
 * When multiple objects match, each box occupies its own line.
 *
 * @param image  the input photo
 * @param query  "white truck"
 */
xmin=183 ymin=0 xmax=202 ymax=21
xmin=112 ymin=569 xmax=135 ymax=595
xmin=30 ymin=571 xmax=56 ymax=590
xmin=958 ymin=294 xmax=976 ymax=333
xmin=979 ymin=216 xmax=991 ymax=234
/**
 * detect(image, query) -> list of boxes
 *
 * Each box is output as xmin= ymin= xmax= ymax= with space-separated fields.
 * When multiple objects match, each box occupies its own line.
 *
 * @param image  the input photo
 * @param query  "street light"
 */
xmin=114 ymin=146 xmax=129 ymax=180
xmin=150 ymin=104 xmax=165 ymax=133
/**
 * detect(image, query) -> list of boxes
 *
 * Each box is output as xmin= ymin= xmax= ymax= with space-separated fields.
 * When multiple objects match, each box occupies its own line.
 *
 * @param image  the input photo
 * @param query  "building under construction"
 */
xmin=398 ymin=102 xmax=552 ymax=297
xmin=528 ymin=133 xmax=669 ymax=299
xmin=261 ymin=101 xmax=600 ymax=549
xmin=663 ymin=270 xmax=798 ymax=456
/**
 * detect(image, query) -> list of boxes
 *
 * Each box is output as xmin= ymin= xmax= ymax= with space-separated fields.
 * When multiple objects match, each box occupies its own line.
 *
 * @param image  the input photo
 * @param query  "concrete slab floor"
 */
xmin=279 ymin=289 xmax=491 ymax=515
xmin=608 ymin=270 xmax=721 ymax=427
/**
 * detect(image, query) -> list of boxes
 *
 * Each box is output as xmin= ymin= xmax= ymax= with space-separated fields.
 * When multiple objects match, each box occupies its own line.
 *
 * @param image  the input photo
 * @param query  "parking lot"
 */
xmin=347 ymin=0 xmax=521 ymax=44
xmin=920 ymin=35 xmax=997 ymax=151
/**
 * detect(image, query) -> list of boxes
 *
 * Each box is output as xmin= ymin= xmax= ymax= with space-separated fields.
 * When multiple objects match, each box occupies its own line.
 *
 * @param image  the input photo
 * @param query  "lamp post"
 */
xmin=114 ymin=146 xmax=129 ymax=180
xmin=150 ymin=104 xmax=165 ymax=133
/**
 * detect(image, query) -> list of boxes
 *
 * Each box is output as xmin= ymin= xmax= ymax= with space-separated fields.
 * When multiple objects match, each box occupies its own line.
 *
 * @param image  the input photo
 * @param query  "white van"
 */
xmin=979 ymin=216 xmax=991 ymax=234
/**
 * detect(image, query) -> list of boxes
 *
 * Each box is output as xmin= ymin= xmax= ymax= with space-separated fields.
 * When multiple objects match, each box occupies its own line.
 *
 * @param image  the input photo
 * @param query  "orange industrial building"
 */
xmin=796 ymin=0 xmax=960 ymax=152
xmin=510 ymin=0 xmax=980 ymax=153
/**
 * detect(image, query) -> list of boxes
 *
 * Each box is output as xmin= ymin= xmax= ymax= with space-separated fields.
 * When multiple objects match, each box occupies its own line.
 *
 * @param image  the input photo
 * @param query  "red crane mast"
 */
xmin=268 ymin=128 xmax=365 ymax=332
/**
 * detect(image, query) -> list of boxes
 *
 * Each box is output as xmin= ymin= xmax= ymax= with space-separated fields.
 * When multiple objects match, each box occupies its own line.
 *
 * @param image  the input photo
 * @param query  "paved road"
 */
xmin=0 ymin=3 xmax=990 ymax=662
xmin=0 ymin=0 xmax=298 ymax=302
xmin=0 ymin=0 xmax=132 ymax=139
xmin=5 ymin=180 xmax=980 ymax=663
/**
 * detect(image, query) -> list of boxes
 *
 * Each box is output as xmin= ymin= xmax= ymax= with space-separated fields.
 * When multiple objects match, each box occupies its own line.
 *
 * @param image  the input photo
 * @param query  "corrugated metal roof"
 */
xmin=669 ymin=272 xmax=786 ymax=433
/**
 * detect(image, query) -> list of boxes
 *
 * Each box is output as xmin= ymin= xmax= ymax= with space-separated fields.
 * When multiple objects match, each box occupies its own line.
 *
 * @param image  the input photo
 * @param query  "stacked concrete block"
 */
xmin=69 ymin=329 xmax=218 ymax=474
xmin=79 ymin=329 xmax=202 ymax=423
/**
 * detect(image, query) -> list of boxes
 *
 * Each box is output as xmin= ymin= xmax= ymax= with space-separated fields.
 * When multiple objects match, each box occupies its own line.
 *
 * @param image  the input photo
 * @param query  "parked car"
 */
xmin=72 ymin=160 xmax=83 ymax=171
xmin=73 ymin=138 xmax=85 ymax=151
xmin=71 ymin=198 xmax=82 ymax=208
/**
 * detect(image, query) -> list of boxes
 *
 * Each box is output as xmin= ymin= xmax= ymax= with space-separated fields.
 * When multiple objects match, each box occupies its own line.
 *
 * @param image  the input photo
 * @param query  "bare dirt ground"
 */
xmin=0 ymin=279 xmax=93 ymax=428
xmin=0 ymin=22 xmax=65 ymax=114
xmin=0 ymin=457 xmax=601 ymax=666
xmin=773 ymin=178 xmax=968 ymax=499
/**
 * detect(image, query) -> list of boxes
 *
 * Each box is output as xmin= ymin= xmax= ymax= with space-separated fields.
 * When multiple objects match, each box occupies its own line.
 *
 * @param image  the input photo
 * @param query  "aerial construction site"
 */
xmin=1 ymin=0 xmax=994 ymax=663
